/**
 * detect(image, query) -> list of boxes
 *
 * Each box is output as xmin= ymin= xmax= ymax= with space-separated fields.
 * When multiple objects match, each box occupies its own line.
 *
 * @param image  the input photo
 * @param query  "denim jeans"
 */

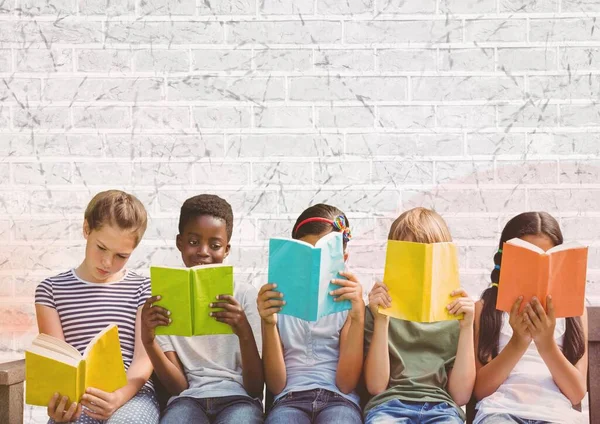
xmin=160 ymin=395 xmax=264 ymax=424
xmin=265 ymin=388 xmax=362 ymax=424
xmin=477 ymin=413 xmax=550 ymax=424
xmin=48 ymin=387 xmax=159 ymax=424
xmin=365 ymin=399 xmax=463 ymax=424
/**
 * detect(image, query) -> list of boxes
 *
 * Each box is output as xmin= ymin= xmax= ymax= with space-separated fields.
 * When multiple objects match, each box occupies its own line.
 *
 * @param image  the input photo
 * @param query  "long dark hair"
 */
xmin=292 ymin=203 xmax=349 ymax=249
xmin=478 ymin=212 xmax=585 ymax=365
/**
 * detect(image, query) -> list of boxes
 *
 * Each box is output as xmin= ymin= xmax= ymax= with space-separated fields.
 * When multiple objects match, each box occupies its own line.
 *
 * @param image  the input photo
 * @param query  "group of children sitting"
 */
xmin=34 ymin=190 xmax=589 ymax=424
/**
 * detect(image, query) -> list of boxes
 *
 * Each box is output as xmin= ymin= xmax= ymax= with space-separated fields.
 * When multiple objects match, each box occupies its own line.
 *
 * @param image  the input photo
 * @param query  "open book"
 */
xmin=497 ymin=238 xmax=588 ymax=318
xmin=150 ymin=264 xmax=234 ymax=336
xmin=268 ymin=231 xmax=351 ymax=321
xmin=381 ymin=240 xmax=461 ymax=323
xmin=25 ymin=324 xmax=127 ymax=406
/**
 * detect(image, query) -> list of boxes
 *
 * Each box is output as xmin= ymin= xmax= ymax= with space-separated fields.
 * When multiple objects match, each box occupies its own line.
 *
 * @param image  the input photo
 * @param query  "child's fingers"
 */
xmin=450 ymin=288 xmax=468 ymax=298
xmin=259 ymin=283 xmax=278 ymax=295
xmin=215 ymin=294 xmax=239 ymax=305
xmin=55 ymin=395 xmax=69 ymax=416
xmin=85 ymin=388 xmax=111 ymax=402
xmin=63 ymin=402 xmax=79 ymax=421
xmin=331 ymin=279 xmax=356 ymax=287
xmin=339 ymin=270 xmax=358 ymax=282
xmin=74 ymin=402 xmax=83 ymax=419
xmin=260 ymin=290 xmax=284 ymax=302
xmin=531 ymin=297 xmax=547 ymax=319
xmin=209 ymin=302 xmax=242 ymax=312
xmin=261 ymin=299 xmax=285 ymax=309
xmin=446 ymin=299 xmax=458 ymax=310
xmin=149 ymin=317 xmax=171 ymax=327
xmin=330 ymin=287 xmax=356 ymax=297
xmin=510 ymin=296 xmax=524 ymax=317
xmin=143 ymin=296 xmax=162 ymax=308
xmin=210 ymin=311 xmax=239 ymax=320
xmin=546 ymin=295 xmax=555 ymax=320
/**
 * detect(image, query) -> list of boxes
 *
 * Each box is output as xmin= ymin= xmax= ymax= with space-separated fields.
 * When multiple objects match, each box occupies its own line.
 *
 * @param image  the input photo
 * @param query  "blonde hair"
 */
xmin=388 ymin=207 xmax=452 ymax=243
xmin=84 ymin=190 xmax=148 ymax=246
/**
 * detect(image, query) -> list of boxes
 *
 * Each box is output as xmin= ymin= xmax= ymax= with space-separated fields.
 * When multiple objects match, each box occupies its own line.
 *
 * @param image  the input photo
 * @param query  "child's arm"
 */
xmin=257 ymin=283 xmax=287 ymax=395
xmin=80 ymin=305 xmax=154 ymax=421
xmin=332 ymin=271 xmax=365 ymax=394
xmin=525 ymin=296 xmax=588 ymax=405
xmin=140 ymin=296 xmax=189 ymax=395
xmin=445 ymin=289 xmax=476 ymax=406
xmin=473 ymin=297 xmax=531 ymax=400
xmin=210 ymin=293 xmax=264 ymax=398
xmin=363 ymin=281 xmax=392 ymax=395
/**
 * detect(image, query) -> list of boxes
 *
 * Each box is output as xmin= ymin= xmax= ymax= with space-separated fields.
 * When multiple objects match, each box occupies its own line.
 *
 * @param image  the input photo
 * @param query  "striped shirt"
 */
xmin=35 ymin=269 xmax=150 ymax=376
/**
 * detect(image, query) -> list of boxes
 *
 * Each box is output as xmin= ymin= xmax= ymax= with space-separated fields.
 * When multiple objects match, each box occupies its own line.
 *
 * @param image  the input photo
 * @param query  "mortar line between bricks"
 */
xmin=6 ymin=13 xmax=600 ymax=21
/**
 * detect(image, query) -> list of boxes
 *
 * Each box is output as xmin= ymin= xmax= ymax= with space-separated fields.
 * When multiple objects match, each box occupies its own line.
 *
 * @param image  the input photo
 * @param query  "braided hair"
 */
xmin=477 ymin=212 xmax=585 ymax=365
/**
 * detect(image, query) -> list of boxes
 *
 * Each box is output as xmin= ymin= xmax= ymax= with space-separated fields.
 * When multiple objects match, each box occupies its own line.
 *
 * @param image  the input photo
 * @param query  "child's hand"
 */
xmin=367 ymin=281 xmax=392 ymax=319
xmin=47 ymin=393 xmax=82 ymax=423
xmin=141 ymin=296 xmax=171 ymax=346
xmin=509 ymin=296 xmax=532 ymax=348
xmin=447 ymin=289 xmax=474 ymax=329
xmin=80 ymin=387 xmax=124 ymax=421
xmin=209 ymin=295 xmax=252 ymax=338
xmin=524 ymin=295 xmax=556 ymax=352
xmin=257 ymin=283 xmax=285 ymax=326
xmin=331 ymin=271 xmax=364 ymax=320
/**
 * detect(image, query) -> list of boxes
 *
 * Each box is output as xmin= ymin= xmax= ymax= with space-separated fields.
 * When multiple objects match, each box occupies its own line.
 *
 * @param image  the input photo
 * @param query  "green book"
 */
xmin=150 ymin=264 xmax=234 ymax=336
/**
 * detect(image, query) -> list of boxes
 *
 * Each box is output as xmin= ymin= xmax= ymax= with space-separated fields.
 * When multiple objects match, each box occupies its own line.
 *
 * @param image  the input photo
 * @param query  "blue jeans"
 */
xmin=160 ymin=395 xmax=264 ymax=424
xmin=265 ymin=389 xmax=362 ymax=424
xmin=48 ymin=387 xmax=159 ymax=424
xmin=365 ymin=399 xmax=463 ymax=424
xmin=477 ymin=413 xmax=550 ymax=424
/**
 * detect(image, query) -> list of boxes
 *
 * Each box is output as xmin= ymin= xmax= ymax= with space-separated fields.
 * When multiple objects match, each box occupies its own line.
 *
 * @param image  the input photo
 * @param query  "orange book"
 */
xmin=497 ymin=238 xmax=588 ymax=318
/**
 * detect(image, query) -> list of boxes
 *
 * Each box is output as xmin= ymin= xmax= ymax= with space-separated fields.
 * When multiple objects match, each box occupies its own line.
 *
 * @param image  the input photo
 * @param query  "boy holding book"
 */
xmin=141 ymin=194 xmax=264 ymax=424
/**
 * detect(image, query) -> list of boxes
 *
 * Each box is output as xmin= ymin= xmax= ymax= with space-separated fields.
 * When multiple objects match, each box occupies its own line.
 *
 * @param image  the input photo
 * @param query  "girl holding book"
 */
xmin=473 ymin=212 xmax=588 ymax=423
xmin=35 ymin=190 xmax=159 ymax=423
xmin=364 ymin=207 xmax=475 ymax=423
xmin=257 ymin=203 xmax=364 ymax=424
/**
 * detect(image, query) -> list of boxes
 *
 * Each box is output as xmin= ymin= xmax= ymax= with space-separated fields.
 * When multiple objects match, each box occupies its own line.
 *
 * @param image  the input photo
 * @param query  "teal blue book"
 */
xmin=268 ymin=232 xmax=351 ymax=321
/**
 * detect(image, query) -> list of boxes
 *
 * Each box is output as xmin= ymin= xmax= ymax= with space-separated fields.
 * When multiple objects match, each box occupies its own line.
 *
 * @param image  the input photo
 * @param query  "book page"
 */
xmin=151 ymin=266 xmax=194 ymax=336
xmin=548 ymin=248 xmax=588 ymax=317
xmin=34 ymin=334 xmax=81 ymax=360
xmin=546 ymin=241 xmax=585 ymax=254
xmin=430 ymin=243 xmax=461 ymax=322
xmin=380 ymin=240 xmax=427 ymax=322
xmin=317 ymin=232 xmax=350 ymax=320
xmin=192 ymin=264 xmax=234 ymax=335
xmin=506 ymin=237 xmax=546 ymax=254
xmin=84 ymin=325 xmax=127 ymax=395
xmin=268 ymin=238 xmax=318 ymax=321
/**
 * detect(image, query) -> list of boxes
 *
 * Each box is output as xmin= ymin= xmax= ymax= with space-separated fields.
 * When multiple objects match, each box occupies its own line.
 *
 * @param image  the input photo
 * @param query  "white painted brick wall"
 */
xmin=1 ymin=0 xmax=599 ymax=420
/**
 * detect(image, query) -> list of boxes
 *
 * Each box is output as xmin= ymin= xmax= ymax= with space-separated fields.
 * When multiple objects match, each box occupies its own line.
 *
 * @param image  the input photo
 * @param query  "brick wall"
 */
xmin=1 ymin=0 xmax=599 ymax=420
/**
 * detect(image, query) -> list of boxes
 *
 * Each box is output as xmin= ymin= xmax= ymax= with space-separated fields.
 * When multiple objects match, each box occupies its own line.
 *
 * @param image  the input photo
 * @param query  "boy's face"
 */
xmin=176 ymin=215 xmax=230 ymax=267
xmin=82 ymin=220 xmax=137 ymax=283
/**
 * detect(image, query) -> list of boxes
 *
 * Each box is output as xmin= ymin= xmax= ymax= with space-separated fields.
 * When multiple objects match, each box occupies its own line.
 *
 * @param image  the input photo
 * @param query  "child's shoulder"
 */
xmin=38 ymin=269 xmax=78 ymax=287
xmin=123 ymin=270 xmax=150 ymax=284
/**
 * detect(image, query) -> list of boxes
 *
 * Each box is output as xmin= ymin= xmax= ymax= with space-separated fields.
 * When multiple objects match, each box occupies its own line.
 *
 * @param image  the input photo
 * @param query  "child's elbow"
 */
xmin=366 ymin=381 xmax=387 ymax=396
xmin=568 ymin=388 xmax=587 ymax=407
xmin=451 ymin=393 xmax=472 ymax=407
xmin=336 ymin=381 xmax=356 ymax=395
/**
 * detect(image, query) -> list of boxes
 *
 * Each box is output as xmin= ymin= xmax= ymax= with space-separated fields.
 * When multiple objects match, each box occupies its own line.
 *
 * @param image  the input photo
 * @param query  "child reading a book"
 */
xmin=34 ymin=190 xmax=159 ymax=423
xmin=364 ymin=207 xmax=475 ymax=423
xmin=473 ymin=212 xmax=588 ymax=423
xmin=257 ymin=204 xmax=365 ymax=424
xmin=140 ymin=194 xmax=264 ymax=424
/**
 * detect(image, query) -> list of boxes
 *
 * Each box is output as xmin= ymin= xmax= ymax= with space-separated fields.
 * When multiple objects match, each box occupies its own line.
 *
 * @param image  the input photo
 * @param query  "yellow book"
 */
xmin=381 ymin=240 xmax=461 ymax=323
xmin=25 ymin=324 xmax=128 ymax=406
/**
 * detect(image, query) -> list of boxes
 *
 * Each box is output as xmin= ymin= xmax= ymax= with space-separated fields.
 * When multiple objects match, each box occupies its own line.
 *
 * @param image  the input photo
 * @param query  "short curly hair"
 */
xmin=178 ymin=194 xmax=234 ymax=241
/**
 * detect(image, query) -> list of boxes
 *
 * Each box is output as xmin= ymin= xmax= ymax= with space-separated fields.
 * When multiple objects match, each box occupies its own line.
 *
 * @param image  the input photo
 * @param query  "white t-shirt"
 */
xmin=475 ymin=313 xmax=584 ymax=424
xmin=156 ymin=282 xmax=262 ymax=401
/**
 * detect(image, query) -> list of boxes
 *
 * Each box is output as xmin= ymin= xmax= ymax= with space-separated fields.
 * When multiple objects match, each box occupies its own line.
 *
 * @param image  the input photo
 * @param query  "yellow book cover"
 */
xmin=381 ymin=240 xmax=461 ymax=323
xmin=25 ymin=324 xmax=127 ymax=406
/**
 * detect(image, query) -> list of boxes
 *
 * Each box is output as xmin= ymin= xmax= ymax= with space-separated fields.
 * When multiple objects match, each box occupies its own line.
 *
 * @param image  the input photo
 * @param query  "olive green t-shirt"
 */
xmin=363 ymin=308 xmax=464 ymax=419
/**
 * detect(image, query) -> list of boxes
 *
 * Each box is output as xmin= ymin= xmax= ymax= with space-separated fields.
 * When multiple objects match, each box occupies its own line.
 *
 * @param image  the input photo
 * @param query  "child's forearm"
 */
xmin=116 ymin=354 xmax=154 ymax=405
xmin=364 ymin=316 xmax=390 ymax=395
xmin=447 ymin=326 xmax=476 ymax=406
xmin=262 ymin=321 xmax=287 ymax=395
xmin=336 ymin=314 xmax=365 ymax=394
xmin=474 ymin=337 xmax=528 ymax=400
xmin=143 ymin=340 xmax=188 ymax=396
xmin=538 ymin=341 xmax=587 ymax=404
xmin=238 ymin=326 xmax=265 ymax=398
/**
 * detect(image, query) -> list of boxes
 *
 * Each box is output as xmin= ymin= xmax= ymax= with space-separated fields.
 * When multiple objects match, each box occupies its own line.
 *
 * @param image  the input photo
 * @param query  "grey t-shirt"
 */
xmin=156 ymin=282 xmax=262 ymax=400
